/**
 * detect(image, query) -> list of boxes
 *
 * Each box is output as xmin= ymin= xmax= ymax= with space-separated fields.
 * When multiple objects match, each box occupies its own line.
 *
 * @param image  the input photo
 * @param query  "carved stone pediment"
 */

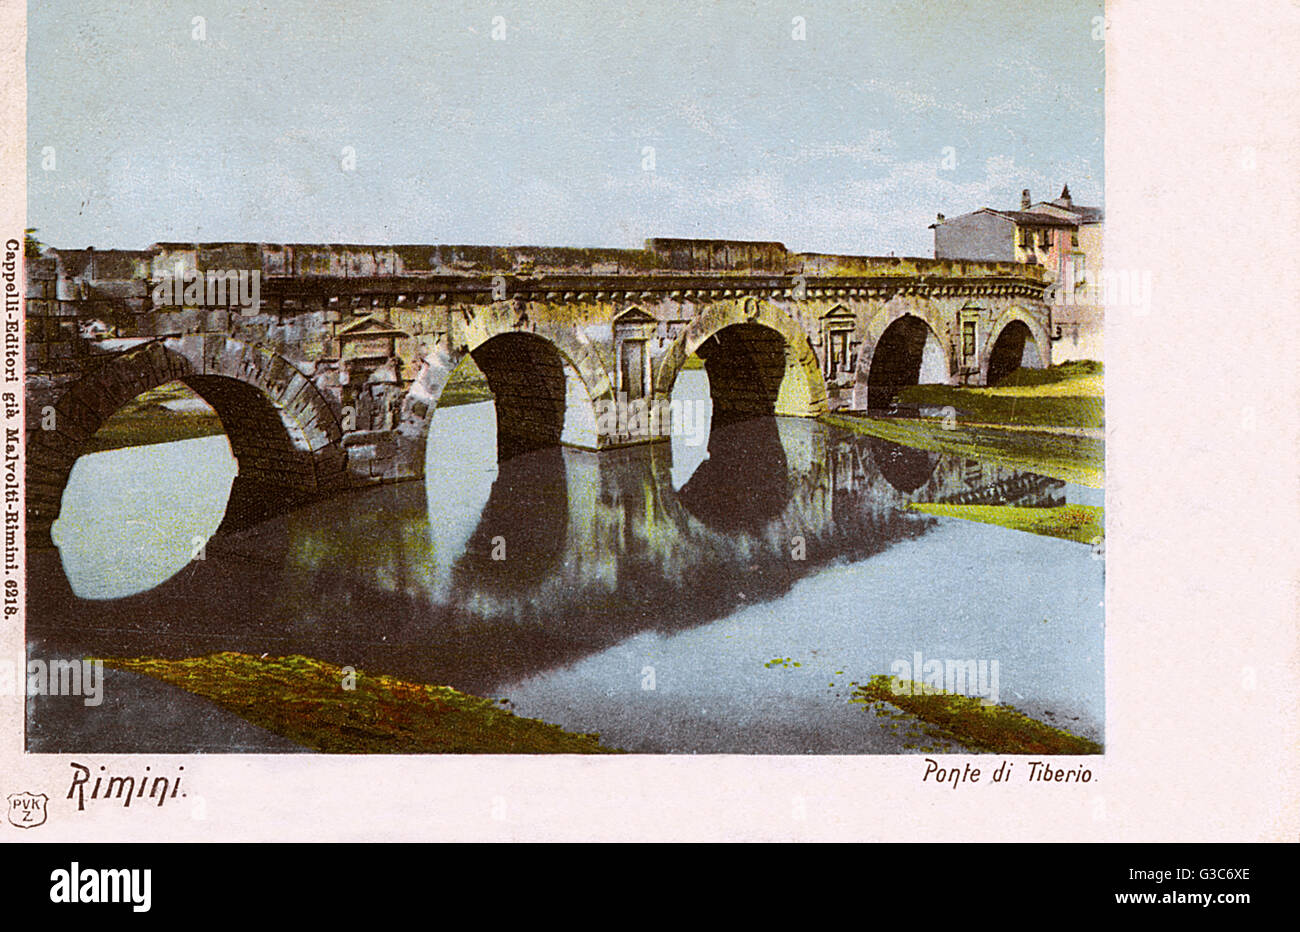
xmin=339 ymin=316 xmax=409 ymax=361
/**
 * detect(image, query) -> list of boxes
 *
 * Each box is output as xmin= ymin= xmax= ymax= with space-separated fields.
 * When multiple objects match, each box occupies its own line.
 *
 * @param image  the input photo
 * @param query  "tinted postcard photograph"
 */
xmin=7 ymin=0 xmax=1298 ymax=857
xmin=20 ymin=0 xmax=1109 ymax=760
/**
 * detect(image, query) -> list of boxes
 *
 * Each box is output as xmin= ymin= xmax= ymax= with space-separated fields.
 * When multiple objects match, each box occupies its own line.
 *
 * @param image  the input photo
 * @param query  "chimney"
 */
xmin=1058 ymin=184 xmax=1072 ymax=207
xmin=936 ymin=212 xmax=945 ymax=222
xmin=1020 ymin=189 xmax=1031 ymax=210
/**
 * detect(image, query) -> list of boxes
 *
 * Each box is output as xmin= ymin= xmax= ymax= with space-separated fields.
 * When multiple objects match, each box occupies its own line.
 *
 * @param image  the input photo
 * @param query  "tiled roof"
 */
xmin=1031 ymin=201 xmax=1105 ymax=223
xmin=987 ymin=209 xmax=1079 ymax=227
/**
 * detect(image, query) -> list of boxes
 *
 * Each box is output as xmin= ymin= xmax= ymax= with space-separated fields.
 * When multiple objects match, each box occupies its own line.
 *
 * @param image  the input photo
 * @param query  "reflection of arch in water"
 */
xmin=28 ymin=417 xmax=949 ymax=709
xmin=451 ymin=445 xmax=569 ymax=593
xmin=53 ymin=435 xmax=237 ymax=601
xmin=667 ymin=365 xmax=713 ymax=491
xmin=676 ymin=417 xmax=790 ymax=534
xmin=869 ymin=437 xmax=941 ymax=494
xmin=420 ymin=402 xmax=500 ymax=601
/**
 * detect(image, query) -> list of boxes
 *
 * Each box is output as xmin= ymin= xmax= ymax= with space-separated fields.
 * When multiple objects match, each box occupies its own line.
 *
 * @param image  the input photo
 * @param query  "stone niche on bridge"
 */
xmin=337 ymin=316 xmax=412 ymax=432
xmin=612 ymin=306 xmax=658 ymax=401
xmin=819 ymin=304 xmax=860 ymax=391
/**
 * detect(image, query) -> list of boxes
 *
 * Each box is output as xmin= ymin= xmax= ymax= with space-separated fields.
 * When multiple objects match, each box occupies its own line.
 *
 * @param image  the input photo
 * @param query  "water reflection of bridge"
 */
xmin=442 ymin=419 xmax=1063 ymax=622
xmin=27 ymin=417 xmax=1063 ymax=701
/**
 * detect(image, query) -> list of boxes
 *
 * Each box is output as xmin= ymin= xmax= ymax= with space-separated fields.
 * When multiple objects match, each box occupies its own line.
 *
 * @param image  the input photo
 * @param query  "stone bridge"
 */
xmin=24 ymin=238 xmax=1051 ymax=546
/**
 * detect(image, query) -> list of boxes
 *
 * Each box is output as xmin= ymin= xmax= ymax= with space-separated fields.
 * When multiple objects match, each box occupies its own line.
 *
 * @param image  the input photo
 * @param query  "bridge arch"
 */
xmin=980 ymin=307 xmax=1051 ymax=386
xmin=27 ymin=337 xmax=348 ymax=544
xmin=853 ymin=302 xmax=953 ymax=412
xmin=400 ymin=311 xmax=616 ymax=463
xmin=654 ymin=297 xmax=828 ymax=425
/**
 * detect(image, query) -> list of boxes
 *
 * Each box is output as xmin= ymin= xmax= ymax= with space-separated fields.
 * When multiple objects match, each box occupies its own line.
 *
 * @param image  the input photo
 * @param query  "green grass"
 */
xmin=994 ymin=359 xmax=1101 ymax=388
xmin=908 ymin=503 xmax=1103 ymax=545
xmin=100 ymin=652 xmax=619 ymax=753
xmin=84 ymin=383 xmax=225 ymax=453
xmin=823 ymin=361 xmax=1104 ymax=486
xmin=436 ymin=355 xmax=495 ymax=407
xmin=436 ymin=376 xmax=494 ymax=407
xmin=897 ymin=384 xmax=1104 ymax=431
xmin=85 ymin=411 xmax=227 ymax=452
xmin=852 ymin=675 xmax=1102 ymax=754
xmin=896 ymin=361 xmax=1104 ymax=431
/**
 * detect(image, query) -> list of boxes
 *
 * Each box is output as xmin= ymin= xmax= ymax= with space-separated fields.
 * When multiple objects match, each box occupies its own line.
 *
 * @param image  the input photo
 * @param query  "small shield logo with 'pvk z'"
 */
xmin=7 ymin=792 xmax=48 ymax=828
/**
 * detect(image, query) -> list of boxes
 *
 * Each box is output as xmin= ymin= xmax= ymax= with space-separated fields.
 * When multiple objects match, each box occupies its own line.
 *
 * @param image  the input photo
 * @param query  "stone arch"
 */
xmin=654 ymin=297 xmax=828 ymax=425
xmin=26 ymin=336 xmax=348 ymax=546
xmin=399 ymin=310 xmax=616 ymax=464
xmin=853 ymin=301 xmax=954 ymax=411
xmin=980 ymin=307 xmax=1052 ymax=386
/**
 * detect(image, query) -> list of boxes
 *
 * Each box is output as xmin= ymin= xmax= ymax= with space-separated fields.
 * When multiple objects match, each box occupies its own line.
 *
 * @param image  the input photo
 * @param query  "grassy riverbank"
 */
xmin=432 ymin=354 xmax=495 ymax=406
xmin=897 ymin=360 xmax=1104 ymax=431
xmin=852 ymin=675 xmax=1102 ymax=754
xmin=908 ymin=503 xmax=1103 ymax=545
xmin=85 ymin=383 xmax=226 ymax=453
xmin=823 ymin=412 xmax=1103 ymax=487
xmin=822 ymin=359 xmax=1104 ymax=488
xmin=100 ymin=653 xmax=618 ymax=753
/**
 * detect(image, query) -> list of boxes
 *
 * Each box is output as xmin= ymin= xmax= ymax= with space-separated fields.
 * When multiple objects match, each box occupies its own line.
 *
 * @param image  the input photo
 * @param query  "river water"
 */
xmin=28 ymin=371 xmax=1104 ymax=753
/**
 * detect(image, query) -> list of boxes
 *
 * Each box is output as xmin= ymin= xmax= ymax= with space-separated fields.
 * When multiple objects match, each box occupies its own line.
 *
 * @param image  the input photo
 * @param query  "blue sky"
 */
xmin=28 ymin=0 xmax=1103 ymax=256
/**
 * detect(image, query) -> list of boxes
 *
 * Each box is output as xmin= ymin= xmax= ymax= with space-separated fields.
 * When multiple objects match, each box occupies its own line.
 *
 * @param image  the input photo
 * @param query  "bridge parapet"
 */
xmin=99 ymin=238 xmax=1051 ymax=280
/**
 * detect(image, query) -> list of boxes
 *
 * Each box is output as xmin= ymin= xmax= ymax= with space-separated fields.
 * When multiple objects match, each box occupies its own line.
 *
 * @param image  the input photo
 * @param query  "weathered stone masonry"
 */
xmin=24 ymin=237 xmax=1050 ymax=547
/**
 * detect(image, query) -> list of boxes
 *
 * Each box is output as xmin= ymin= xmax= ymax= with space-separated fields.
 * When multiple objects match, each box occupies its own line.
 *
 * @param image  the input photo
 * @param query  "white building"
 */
xmin=932 ymin=186 xmax=1103 ymax=362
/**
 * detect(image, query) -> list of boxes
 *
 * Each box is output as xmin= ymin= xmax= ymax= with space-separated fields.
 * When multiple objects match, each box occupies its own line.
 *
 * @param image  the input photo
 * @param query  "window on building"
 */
xmin=1071 ymin=230 xmax=1079 ymax=246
